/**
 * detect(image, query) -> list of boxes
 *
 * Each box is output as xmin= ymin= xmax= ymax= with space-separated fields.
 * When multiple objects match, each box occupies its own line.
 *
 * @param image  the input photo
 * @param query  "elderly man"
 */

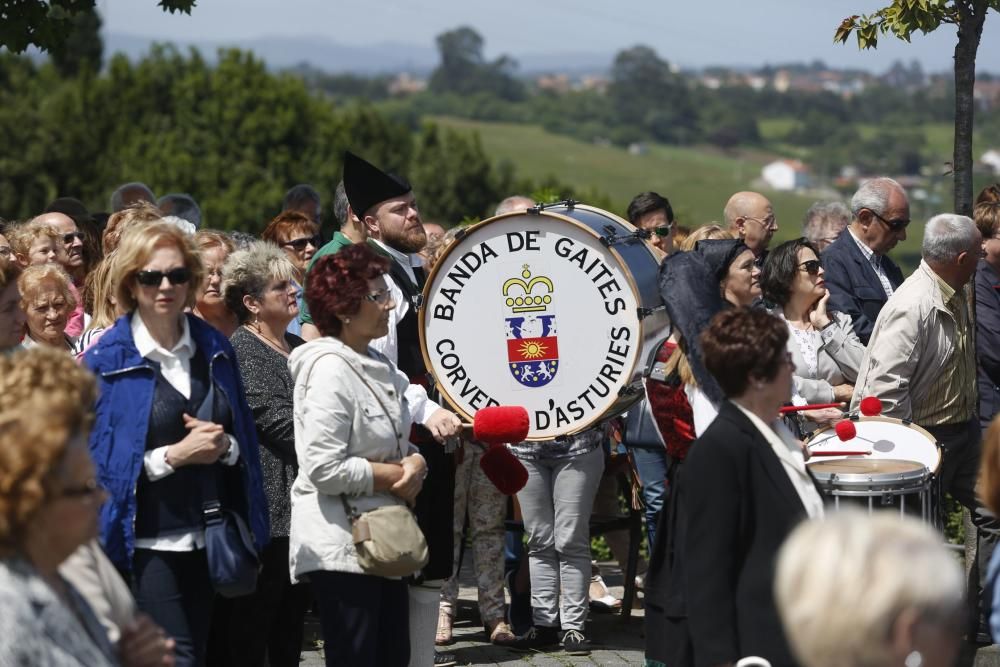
xmin=495 ymin=195 xmax=534 ymax=216
xmin=282 ymin=183 xmax=322 ymax=228
xmin=821 ymin=178 xmax=908 ymax=345
xmin=628 ymin=191 xmax=675 ymax=257
xmin=32 ymin=211 xmax=87 ymax=336
xmin=852 ymin=213 xmax=996 ymax=644
xmin=802 ymin=201 xmax=850 ymax=252
xmin=724 ymin=191 xmax=777 ymax=257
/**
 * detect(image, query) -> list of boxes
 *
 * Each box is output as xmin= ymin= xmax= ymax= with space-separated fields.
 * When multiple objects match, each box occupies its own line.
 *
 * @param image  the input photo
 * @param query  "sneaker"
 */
xmin=561 ymin=629 xmax=591 ymax=656
xmin=509 ymin=625 xmax=560 ymax=652
xmin=434 ymin=652 xmax=457 ymax=666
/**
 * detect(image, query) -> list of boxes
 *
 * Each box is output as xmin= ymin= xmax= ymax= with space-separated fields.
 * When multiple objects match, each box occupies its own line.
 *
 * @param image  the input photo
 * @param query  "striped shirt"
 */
xmin=848 ymin=228 xmax=895 ymax=298
xmin=911 ymin=276 xmax=977 ymax=426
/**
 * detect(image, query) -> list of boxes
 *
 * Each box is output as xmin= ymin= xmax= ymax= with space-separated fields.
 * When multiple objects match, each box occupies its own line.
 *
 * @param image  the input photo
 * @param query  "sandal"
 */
xmin=486 ymin=618 xmax=517 ymax=645
xmin=436 ymin=610 xmax=454 ymax=646
xmin=589 ymin=575 xmax=622 ymax=612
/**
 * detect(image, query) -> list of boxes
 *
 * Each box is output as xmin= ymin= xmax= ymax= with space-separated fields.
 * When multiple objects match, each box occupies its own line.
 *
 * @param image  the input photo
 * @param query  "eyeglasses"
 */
xmin=58 ymin=478 xmax=107 ymax=504
xmin=135 ymin=267 xmax=192 ymax=287
xmin=868 ymin=209 xmax=910 ymax=232
xmin=743 ymin=215 xmax=777 ymax=230
xmin=799 ymin=259 xmax=822 ymax=275
xmin=282 ymin=236 xmax=319 ymax=252
xmin=63 ymin=232 xmax=85 ymax=244
xmin=651 ymin=222 xmax=675 ymax=237
xmin=362 ymin=288 xmax=392 ymax=305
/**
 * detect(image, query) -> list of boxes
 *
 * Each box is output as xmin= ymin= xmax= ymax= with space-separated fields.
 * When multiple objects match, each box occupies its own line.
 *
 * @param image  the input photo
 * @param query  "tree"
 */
xmin=607 ymin=45 xmax=697 ymax=144
xmin=0 ymin=0 xmax=195 ymax=55
xmin=49 ymin=7 xmax=101 ymax=77
xmin=428 ymin=26 xmax=525 ymax=102
xmin=835 ymin=1 xmax=1000 ymax=215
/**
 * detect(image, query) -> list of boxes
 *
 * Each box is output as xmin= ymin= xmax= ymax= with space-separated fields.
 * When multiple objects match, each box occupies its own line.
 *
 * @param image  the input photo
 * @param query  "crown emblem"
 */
xmin=503 ymin=265 xmax=554 ymax=313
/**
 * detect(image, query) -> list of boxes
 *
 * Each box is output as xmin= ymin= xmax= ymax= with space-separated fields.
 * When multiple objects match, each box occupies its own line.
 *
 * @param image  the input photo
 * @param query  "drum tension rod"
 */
xmin=527 ymin=199 xmax=578 ymax=214
xmin=599 ymin=225 xmax=648 ymax=248
xmin=618 ymin=382 xmax=644 ymax=397
xmin=637 ymin=305 xmax=666 ymax=320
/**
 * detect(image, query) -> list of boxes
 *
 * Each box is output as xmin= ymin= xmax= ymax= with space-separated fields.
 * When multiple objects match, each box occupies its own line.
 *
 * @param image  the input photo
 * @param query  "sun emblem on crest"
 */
xmin=519 ymin=340 xmax=548 ymax=359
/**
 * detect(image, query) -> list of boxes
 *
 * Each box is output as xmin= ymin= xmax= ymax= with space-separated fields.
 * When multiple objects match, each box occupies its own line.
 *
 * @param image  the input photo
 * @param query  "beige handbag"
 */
xmin=334 ymin=356 xmax=429 ymax=578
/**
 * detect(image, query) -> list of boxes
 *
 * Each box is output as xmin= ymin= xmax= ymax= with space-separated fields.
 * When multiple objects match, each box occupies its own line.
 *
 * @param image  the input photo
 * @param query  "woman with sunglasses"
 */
xmin=262 ymin=211 xmax=319 ymax=337
xmin=760 ymin=239 xmax=865 ymax=429
xmin=84 ymin=222 xmax=269 ymax=667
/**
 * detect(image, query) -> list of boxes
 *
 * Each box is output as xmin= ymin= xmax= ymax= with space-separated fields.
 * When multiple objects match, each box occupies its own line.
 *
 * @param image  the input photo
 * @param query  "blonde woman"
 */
xmin=18 ymin=263 xmax=77 ymax=350
xmin=84 ymin=222 xmax=268 ymax=667
xmin=777 ymin=513 xmax=963 ymax=667
xmin=76 ymin=254 xmax=126 ymax=356
xmin=192 ymin=230 xmax=238 ymax=337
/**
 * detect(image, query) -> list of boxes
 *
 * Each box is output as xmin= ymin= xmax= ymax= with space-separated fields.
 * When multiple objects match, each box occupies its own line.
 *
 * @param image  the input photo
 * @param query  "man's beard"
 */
xmin=382 ymin=223 xmax=427 ymax=254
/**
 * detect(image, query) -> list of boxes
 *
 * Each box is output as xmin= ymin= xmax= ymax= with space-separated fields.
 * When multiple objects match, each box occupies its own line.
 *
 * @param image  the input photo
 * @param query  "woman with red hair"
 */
xmin=288 ymin=243 xmax=460 ymax=667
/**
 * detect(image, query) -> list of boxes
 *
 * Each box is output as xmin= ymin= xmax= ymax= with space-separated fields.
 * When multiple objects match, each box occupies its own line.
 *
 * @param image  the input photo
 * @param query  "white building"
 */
xmin=761 ymin=159 xmax=811 ymax=191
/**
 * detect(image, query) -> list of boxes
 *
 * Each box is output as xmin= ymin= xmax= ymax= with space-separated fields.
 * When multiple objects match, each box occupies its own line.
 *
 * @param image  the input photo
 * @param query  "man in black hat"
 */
xmin=342 ymin=151 xmax=462 ymax=667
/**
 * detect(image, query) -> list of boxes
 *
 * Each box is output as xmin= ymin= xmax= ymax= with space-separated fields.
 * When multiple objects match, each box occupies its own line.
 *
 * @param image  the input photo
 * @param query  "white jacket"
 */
xmin=287 ymin=337 xmax=423 ymax=581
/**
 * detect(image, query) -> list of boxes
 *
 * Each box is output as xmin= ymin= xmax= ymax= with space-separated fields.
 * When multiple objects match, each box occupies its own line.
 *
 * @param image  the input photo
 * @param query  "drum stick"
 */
xmin=779 ymin=403 xmax=845 ymax=414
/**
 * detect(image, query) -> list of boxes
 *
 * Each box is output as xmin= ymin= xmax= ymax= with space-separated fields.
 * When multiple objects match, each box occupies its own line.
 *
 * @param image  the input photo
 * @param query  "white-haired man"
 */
xmin=852 ymin=213 xmax=995 ymax=644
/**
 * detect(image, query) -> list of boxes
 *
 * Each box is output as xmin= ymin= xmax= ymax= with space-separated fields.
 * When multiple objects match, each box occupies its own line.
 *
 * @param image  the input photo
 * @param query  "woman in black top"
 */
xmin=214 ymin=241 xmax=311 ymax=667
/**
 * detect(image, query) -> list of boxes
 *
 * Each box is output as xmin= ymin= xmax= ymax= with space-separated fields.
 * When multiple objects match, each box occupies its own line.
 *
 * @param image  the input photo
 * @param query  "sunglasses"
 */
xmin=651 ymin=222 xmax=675 ymax=237
xmin=63 ymin=231 xmax=86 ymax=244
xmin=283 ymin=236 xmax=320 ymax=251
xmin=0 ymin=246 xmax=10 ymax=258
xmin=799 ymin=259 xmax=821 ymax=275
xmin=135 ymin=267 xmax=192 ymax=287
xmin=869 ymin=209 xmax=910 ymax=232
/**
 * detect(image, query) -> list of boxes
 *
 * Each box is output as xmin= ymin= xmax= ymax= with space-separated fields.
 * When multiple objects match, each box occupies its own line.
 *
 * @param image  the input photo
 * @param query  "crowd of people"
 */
xmin=1 ymin=153 xmax=1000 ymax=667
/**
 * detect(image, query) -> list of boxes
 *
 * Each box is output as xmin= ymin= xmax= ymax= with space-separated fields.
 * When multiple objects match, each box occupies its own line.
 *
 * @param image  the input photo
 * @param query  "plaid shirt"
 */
xmin=848 ymin=228 xmax=896 ymax=299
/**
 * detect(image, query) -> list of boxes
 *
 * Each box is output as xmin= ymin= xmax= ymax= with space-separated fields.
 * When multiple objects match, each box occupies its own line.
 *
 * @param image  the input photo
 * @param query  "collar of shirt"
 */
xmin=848 ymin=227 xmax=881 ymax=268
xmin=370 ymin=238 xmax=422 ymax=286
xmin=131 ymin=312 xmax=196 ymax=361
xmin=921 ymin=260 xmax=957 ymax=306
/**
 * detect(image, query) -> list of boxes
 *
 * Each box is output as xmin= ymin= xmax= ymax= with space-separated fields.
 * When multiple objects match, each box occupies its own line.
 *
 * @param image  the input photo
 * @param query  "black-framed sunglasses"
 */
xmin=868 ymin=209 xmax=910 ymax=232
xmin=63 ymin=231 xmax=86 ymax=244
xmin=283 ymin=236 xmax=320 ymax=251
xmin=135 ymin=267 xmax=192 ymax=287
xmin=799 ymin=259 xmax=822 ymax=275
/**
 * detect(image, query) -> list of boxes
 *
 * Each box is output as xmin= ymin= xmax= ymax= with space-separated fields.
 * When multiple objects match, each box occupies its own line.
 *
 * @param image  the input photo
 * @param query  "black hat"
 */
xmin=342 ymin=151 xmax=412 ymax=218
xmin=694 ymin=239 xmax=749 ymax=284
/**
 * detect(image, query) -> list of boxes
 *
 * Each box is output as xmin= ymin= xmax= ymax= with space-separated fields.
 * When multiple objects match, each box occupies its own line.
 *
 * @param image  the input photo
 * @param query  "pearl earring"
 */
xmin=905 ymin=651 xmax=922 ymax=667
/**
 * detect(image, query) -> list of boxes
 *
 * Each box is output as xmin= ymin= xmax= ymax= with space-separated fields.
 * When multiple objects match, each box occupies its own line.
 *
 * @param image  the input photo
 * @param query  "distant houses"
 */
xmin=762 ymin=159 xmax=812 ymax=191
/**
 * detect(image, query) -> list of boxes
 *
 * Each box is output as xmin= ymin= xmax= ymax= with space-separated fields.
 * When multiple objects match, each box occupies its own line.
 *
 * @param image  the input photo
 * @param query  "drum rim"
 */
xmin=804 ymin=415 xmax=942 ymax=473
xmin=418 ymin=204 xmax=657 ymax=440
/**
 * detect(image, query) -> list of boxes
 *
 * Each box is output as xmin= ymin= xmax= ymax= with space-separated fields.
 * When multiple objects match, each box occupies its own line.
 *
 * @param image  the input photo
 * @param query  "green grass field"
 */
xmin=432 ymin=116 xmax=962 ymax=272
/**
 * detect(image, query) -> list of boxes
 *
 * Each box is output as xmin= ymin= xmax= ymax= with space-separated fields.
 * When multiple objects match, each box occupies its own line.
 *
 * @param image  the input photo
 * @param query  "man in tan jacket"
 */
xmin=852 ymin=213 xmax=995 ymax=643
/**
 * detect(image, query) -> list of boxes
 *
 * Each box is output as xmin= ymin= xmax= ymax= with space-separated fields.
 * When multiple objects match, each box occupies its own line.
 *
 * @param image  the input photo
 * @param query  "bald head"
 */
xmin=32 ymin=211 xmax=84 ymax=272
xmin=724 ymin=191 xmax=776 ymax=255
xmin=495 ymin=195 xmax=535 ymax=216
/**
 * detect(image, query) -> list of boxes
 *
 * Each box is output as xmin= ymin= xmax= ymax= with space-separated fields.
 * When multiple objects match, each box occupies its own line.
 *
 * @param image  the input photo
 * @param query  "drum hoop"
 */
xmin=805 ymin=415 xmax=943 ymax=473
xmin=418 ymin=206 xmax=652 ymax=441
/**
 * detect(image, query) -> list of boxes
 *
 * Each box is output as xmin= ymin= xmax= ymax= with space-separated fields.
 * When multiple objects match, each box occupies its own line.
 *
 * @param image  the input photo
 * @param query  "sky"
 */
xmin=97 ymin=0 xmax=1000 ymax=73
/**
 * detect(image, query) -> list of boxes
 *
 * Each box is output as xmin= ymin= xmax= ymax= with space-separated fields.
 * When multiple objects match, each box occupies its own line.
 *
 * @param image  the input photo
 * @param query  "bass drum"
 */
xmin=419 ymin=202 xmax=668 ymax=440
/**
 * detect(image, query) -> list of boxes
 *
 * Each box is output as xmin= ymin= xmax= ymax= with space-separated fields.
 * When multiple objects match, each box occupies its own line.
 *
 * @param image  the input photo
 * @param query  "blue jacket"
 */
xmin=84 ymin=313 xmax=270 ymax=570
xmin=821 ymin=230 xmax=904 ymax=346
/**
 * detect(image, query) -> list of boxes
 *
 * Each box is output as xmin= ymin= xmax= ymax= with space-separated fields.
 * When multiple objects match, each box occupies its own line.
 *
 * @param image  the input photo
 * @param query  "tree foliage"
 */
xmin=0 ymin=46 xmax=521 ymax=229
xmin=834 ymin=0 xmax=1000 ymax=214
xmin=428 ymin=26 xmax=526 ymax=102
xmin=0 ymin=0 xmax=195 ymax=54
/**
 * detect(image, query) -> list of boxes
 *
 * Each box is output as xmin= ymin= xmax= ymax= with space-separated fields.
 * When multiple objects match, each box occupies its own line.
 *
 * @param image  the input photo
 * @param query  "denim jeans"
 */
xmin=629 ymin=444 xmax=669 ymax=551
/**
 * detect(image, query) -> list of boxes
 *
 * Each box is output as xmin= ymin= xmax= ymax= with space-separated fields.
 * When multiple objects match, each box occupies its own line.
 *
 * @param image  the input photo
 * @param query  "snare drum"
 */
xmin=419 ymin=202 xmax=668 ymax=440
xmin=807 ymin=459 xmax=933 ymax=523
xmin=805 ymin=416 xmax=942 ymax=474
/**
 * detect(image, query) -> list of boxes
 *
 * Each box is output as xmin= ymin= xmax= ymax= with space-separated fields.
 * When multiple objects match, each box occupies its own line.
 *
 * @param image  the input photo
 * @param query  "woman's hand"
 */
xmin=390 ymin=454 xmax=426 ymax=504
xmin=165 ymin=414 xmax=229 ymax=468
xmin=808 ymin=289 xmax=833 ymax=330
xmin=119 ymin=614 xmax=175 ymax=667
xmin=423 ymin=408 xmax=462 ymax=443
xmin=832 ymin=383 xmax=854 ymax=404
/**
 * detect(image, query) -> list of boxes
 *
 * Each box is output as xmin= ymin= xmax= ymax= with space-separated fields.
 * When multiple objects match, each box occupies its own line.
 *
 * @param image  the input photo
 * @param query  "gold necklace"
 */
xmin=247 ymin=322 xmax=290 ymax=356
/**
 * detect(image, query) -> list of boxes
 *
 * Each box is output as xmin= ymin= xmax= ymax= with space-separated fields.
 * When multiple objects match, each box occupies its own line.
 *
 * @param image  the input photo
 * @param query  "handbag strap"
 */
xmin=297 ymin=348 xmax=405 ymax=521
